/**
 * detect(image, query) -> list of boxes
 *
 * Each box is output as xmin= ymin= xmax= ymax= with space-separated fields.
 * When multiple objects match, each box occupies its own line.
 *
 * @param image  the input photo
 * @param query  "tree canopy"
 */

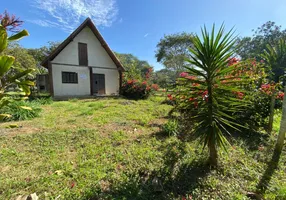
xmin=155 ymin=32 xmax=194 ymax=73
xmin=115 ymin=52 xmax=153 ymax=81
xmin=237 ymin=21 xmax=286 ymax=61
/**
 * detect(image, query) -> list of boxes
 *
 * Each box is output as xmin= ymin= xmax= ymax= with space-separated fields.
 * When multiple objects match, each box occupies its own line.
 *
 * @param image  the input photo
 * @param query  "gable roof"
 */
xmin=41 ymin=18 xmax=125 ymax=71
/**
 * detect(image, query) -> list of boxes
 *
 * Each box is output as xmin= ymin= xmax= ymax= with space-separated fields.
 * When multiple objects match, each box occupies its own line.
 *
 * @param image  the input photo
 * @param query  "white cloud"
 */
xmin=144 ymin=33 xmax=149 ymax=38
xmin=30 ymin=0 xmax=118 ymax=32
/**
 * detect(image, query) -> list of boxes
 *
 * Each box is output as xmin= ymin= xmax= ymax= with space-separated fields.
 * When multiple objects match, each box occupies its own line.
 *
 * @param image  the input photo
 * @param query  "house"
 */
xmin=41 ymin=18 xmax=125 ymax=99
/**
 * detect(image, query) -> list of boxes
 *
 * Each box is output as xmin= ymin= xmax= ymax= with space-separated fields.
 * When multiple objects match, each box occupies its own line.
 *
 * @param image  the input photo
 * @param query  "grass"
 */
xmin=0 ymin=97 xmax=285 ymax=199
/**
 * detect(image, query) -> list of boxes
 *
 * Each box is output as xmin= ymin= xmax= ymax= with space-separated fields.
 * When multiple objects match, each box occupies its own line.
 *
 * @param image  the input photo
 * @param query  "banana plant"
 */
xmin=0 ymin=25 xmax=35 ymax=120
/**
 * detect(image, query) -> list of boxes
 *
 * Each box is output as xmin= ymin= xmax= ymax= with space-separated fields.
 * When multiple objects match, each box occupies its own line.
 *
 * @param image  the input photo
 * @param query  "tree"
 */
xmin=114 ymin=52 xmax=154 ymax=81
xmin=3 ymin=43 xmax=37 ymax=70
xmin=0 ymin=20 xmax=35 ymax=120
xmin=155 ymin=32 xmax=194 ymax=73
xmin=27 ymin=41 xmax=61 ymax=64
xmin=275 ymin=85 xmax=286 ymax=156
xmin=262 ymin=39 xmax=286 ymax=156
xmin=261 ymin=39 xmax=286 ymax=134
xmin=153 ymin=69 xmax=176 ymax=88
xmin=237 ymin=21 xmax=286 ymax=82
xmin=171 ymin=25 xmax=252 ymax=166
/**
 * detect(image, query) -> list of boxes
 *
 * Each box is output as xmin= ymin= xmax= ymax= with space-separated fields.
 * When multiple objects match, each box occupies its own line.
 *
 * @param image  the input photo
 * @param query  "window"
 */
xmin=62 ymin=72 xmax=78 ymax=84
xmin=78 ymin=43 xmax=88 ymax=66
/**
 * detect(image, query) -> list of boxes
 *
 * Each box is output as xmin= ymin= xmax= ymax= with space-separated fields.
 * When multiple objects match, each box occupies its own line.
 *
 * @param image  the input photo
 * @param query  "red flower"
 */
xmin=179 ymin=72 xmax=188 ymax=78
xmin=70 ymin=181 xmax=76 ymax=189
xmin=277 ymin=91 xmax=284 ymax=100
xmin=186 ymin=76 xmax=196 ymax=80
xmin=228 ymin=57 xmax=239 ymax=66
xmin=151 ymin=84 xmax=159 ymax=91
xmin=167 ymin=94 xmax=173 ymax=100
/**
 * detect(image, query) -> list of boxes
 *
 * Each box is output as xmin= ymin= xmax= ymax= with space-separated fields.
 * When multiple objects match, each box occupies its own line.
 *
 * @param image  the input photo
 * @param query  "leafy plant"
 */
xmin=162 ymin=119 xmax=179 ymax=136
xmin=1 ymin=100 xmax=41 ymax=121
xmin=261 ymin=39 xmax=286 ymax=133
xmin=0 ymin=16 xmax=35 ymax=121
xmin=171 ymin=25 xmax=253 ymax=166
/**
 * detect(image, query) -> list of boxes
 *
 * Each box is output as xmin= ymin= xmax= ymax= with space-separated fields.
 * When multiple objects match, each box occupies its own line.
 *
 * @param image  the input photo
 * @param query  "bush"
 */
xmin=162 ymin=119 xmax=179 ymax=136
xmin=121 ymin=80 xmax=159 ymax=100
xmin=235 ymin=84 xmax=284 ymax=130
xmin=0 ymin=100 xmax=42 ymax=121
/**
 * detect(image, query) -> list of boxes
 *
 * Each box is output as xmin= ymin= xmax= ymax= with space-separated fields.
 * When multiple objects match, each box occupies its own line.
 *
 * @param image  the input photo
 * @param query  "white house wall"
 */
xmin=52 ymin=64 xmax=90 ymax=96
xmin=52 ymin=27 xmax=118 ymax=69
xmin=92 ymin=68 xmax=119 ymax=95
xmin=50 ymin=26 xmax=120 ymax=96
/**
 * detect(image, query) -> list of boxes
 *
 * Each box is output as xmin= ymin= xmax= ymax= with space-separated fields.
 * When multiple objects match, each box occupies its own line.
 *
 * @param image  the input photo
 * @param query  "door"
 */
xmin=93 ymin=74 xmax=105 ymax=95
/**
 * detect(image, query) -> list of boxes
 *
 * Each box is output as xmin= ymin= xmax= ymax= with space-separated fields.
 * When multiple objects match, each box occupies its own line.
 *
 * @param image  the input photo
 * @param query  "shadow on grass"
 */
xmin=255 ymin=150 xmax=282 ymax=196
xmin=230 ymin=129 xmax=270 ymax=151
xmin=81 ymin=137 xmax=210 ymax=200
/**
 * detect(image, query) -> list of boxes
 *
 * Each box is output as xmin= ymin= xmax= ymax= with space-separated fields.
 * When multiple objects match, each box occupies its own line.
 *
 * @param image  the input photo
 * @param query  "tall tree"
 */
xmin=275 ymin=85 xmax=286 ymax=156
xmin=261 ymin=39 xmax=286 ymax=134
xmin=237 ymin=21 xmax=286 ymax=82
xmin=155 ymin=32 xmax=194 ymax=73
xmin=262 ymin=39 xmax=286 ymax=156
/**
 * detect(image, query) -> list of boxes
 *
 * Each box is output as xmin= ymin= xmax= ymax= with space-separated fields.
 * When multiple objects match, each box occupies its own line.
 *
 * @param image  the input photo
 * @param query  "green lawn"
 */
xmin=0 ymin=97 xmax=285 ymax=199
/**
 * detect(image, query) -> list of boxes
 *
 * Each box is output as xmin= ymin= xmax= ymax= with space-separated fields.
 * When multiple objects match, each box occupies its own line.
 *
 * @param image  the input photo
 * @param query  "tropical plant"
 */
xmin=275 ymin=85 xmax=286 ymax=157
xmin=261 ymin=39 xmax=286 ymax=157
xmin=171 ymin=25 xmax=253 ymax=166
xmin=261 ymin=39 xmax=286 ymax=133
xmin=0 ymin=22 xmax=35 ymax=120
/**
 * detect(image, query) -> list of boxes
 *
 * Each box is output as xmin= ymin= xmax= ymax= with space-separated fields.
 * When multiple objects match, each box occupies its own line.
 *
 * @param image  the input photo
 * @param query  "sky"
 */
xmin=2 ymin=0 xmax=286 ymax=71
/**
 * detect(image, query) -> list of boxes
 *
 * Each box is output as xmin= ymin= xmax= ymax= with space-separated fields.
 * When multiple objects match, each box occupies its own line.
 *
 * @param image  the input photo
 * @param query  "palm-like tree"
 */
xmin=276 ymin=85 xmax=286 ymax=156
xmin=175 ymin=25 xmax=251 ymax=166
xmin=262 ymin=39 xmax=286 ymax=156
xmin=261 ymin=39 xmax=286 ymax=134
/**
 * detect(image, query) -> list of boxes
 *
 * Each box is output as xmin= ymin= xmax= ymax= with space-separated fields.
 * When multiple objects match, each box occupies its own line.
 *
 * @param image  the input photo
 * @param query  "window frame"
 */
xmin=62 ymin=71 xmax=78 ymax=84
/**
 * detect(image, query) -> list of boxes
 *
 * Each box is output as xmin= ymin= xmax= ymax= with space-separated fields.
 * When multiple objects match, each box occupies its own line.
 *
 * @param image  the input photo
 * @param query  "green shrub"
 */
xmin=1 ymin=100 xmax=42 ymax=121
xmin=162 ymin=119 xmax=179 ymax=136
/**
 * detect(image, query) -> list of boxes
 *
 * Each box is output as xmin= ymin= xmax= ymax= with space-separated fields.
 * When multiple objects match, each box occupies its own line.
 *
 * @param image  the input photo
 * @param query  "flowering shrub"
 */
xmin=121 ymin=80 xmax=159 ymax=99
xmin=169 ymin=58 xmax=270 ymax=131
xmin=121 ymin=66 xmax=159 ymax=99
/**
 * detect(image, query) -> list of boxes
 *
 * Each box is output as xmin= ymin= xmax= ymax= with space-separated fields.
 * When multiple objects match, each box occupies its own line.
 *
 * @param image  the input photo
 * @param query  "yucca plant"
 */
xmin=173 ymin=25 xmax=252 ymax=166
xmin=0 ymin=24 xmax=35 ymax=120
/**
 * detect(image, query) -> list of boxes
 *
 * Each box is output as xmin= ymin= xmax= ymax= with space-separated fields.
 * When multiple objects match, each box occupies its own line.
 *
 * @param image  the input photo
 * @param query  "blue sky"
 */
xmin=2 ymin=0 xmax=286 ymax=70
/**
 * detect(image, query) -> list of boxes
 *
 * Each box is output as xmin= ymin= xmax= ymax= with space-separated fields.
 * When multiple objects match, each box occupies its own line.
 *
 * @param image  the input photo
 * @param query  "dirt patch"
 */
xmin=0 ymin=127 xmax=42 ymax=137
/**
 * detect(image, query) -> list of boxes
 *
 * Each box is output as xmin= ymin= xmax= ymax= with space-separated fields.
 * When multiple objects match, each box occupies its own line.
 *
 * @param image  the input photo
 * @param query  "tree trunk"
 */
xmin=208 ymin=140 xmax=218 ymax=166
xmin=274 ymin=85 xmax=286 ymax=156
xmin=268 ymin=91 xmax=276 ymax=134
